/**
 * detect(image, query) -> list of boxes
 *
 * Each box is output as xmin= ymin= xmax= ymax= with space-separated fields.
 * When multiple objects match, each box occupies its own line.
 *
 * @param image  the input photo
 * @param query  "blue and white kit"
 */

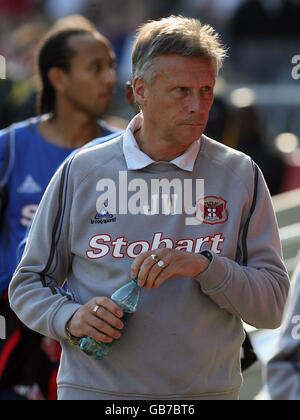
xmin=0 ymin=117 xmax=119 ymax=298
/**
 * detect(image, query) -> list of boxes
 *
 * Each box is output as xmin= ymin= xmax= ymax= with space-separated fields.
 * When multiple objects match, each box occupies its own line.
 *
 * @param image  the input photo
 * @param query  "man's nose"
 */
xmin=103 ymin=67 xmax=117 ymax=86
xmin=188 ymin=93 xmax=204 ymax=114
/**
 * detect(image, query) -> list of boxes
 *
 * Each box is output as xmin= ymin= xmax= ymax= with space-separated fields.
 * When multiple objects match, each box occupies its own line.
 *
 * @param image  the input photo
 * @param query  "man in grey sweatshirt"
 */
xmin=9 ymin=16 xmax=289 ymax=400
xmin=266 ymin=256 xmax=300 ymax=400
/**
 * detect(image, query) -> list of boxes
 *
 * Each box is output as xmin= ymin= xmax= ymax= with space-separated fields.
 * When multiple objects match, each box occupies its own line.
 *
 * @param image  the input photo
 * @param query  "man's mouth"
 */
xmin=181 ymin=122 xmax=204 ymax=127
xmin=99 ymin=90 xmax=114 ymax=100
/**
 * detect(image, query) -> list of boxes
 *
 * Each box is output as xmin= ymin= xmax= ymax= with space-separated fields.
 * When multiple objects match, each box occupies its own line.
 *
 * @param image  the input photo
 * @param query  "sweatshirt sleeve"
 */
xmin=8 ymin=158 xmax=82 ymax=341
xmin=195 ymin=164 xmax=290 ymax=330
xmin=266 ymin=266 xmax=300 ymax=400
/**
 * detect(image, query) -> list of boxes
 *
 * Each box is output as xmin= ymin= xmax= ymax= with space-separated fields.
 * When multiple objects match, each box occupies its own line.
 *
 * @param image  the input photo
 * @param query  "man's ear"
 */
xmin=125 ymin=81 xmax=140 ymax=114
xmin=47 ymin=67 xmax=68 ymax=94
xmin=132 ymin=77 xmax=147 ymax=107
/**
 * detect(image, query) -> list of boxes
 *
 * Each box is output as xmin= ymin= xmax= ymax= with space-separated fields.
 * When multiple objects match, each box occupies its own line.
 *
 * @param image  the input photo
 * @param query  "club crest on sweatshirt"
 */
xmin=196 ymin=196 xmax=228 ymax=225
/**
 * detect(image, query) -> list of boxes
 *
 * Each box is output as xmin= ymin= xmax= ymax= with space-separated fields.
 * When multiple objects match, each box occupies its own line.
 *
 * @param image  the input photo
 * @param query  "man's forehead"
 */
xmin=68 ymin=32 xmax=113 ymax=58
xmin=156 ymin=54 xmax=215 ymax=69
xmin=154 ymin=54 xmax=216 ymax=82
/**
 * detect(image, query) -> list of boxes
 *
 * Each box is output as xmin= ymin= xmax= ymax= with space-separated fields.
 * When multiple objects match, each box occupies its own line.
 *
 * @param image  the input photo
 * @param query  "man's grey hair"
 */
xmin=131 ymin=15 xmax=228 ymax=83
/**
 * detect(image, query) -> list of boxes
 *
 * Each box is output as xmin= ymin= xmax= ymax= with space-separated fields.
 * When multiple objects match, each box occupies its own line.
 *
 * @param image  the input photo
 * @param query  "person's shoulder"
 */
xmin=0 ymin=117 xmax=39 ymax=142
xmin=203 ymin=134 xmax=250 ymax=158
xmin=79 ymin=132 xmax=123 ymax=160
xmin=81 ymin=130 xmax=124 ymax=150
xmin=67 ymin=132 xmax=124 ymax=181
xmin=0 ymin=117 xmax=39 ymax=160
xmin=202 ymin=134 xmax=253 ymax=169
xmin=201 ymin=134 xmax=255 ymax=192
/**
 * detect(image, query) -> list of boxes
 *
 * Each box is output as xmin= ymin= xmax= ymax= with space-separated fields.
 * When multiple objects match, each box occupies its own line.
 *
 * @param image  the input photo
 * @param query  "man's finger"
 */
xmin=94 ymin=296 xmax=123 ymax=318
xmin=92 ymin=305 xmax=124 ymax=331
xmin=131 ymin=251 xmax=151 ymax=280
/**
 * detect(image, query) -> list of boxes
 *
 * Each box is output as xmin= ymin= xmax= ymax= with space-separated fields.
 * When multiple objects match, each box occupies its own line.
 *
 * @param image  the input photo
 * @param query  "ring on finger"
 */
xmin=157 ymin=259 xmax=166 ymax=268
xmin=92 ymin=305 xmax=100 ymax=314
xmin=151 ymin=254 xmax=159 ymax=262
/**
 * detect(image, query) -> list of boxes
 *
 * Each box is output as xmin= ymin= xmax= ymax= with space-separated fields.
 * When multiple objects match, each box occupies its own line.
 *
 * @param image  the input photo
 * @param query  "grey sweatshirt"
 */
xmin=9 ymin=135 xmax=289 ymax=400
xmin=267 ymin=257 xmax=300 ymax=400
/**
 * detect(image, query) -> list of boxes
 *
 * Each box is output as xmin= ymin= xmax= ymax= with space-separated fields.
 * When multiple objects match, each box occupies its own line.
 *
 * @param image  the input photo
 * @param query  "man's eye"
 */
xmin=176 ymin=87 xmax=188 ymax=93
xmin=92 ymin=63 xmax=102 ymax=72
xmin=202 ymin=86 xmax=212 ymax=93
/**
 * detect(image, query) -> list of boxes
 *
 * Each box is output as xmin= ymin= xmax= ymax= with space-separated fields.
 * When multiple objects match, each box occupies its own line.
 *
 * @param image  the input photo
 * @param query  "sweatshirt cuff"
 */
xmin=194 ymin=253 xmax=229 ymax=294
xmin=52 ymin=301 xmax=83 ymax=341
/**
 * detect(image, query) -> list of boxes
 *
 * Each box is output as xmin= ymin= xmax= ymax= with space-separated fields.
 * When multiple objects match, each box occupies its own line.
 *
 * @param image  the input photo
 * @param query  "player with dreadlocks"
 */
xmin=0 ymin=15 xmax=118 ymax=400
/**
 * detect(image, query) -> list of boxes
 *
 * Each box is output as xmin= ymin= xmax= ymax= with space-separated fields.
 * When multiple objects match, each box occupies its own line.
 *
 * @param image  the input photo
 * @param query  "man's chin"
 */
xmin=93 ymin=108 xmax=109 ymax=120
xmin=181 ymin=128 xmax=204 ymax=143
xmin=91 ymin=101 xmax=111 ymax=119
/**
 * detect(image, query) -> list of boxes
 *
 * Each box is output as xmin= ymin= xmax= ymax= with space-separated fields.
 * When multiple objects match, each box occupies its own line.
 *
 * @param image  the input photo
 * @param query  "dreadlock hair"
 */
xmin=36 ymin=15 xmax=102 ymax=116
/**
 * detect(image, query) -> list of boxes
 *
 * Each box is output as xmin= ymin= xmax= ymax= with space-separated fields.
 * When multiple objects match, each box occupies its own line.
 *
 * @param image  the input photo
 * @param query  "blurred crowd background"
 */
xmin=1 ymin=0 xmax=300 ymax=196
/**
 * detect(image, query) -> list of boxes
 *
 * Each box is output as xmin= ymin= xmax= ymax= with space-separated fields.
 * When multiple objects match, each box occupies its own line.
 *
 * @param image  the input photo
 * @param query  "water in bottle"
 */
xmin=79 ymin=276 xmax=141 ymax=360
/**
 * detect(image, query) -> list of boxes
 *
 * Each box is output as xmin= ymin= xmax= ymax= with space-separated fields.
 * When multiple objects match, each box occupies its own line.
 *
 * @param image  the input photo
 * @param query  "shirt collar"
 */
xmin=123 ymin=113 xmax=201 ymax=172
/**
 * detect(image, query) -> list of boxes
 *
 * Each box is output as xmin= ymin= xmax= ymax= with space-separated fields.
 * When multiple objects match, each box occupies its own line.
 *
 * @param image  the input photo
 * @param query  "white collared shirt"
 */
xmin=123 ymin=113 xmax=201 ymax=172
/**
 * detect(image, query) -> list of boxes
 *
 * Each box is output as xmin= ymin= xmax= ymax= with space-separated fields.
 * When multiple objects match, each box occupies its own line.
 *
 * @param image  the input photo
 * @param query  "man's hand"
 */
xmin=131 ymin=249 xmax=210 ymax=290
xmin=66 ymin=297 xmax=124 ymax=343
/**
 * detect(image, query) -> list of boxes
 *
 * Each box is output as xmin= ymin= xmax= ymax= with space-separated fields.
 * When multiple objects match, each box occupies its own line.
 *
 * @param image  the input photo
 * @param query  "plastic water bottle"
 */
xmin=79 ymin=277 xmax=141 ymax=360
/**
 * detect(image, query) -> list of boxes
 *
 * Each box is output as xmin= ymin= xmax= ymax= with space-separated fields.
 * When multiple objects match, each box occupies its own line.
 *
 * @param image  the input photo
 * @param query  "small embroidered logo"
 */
xmin=91 ymin=204 xmax=116 ymax=224
xmin=195 ymin=196 xmax=228 ymax=225
xmin=17 ymin=175 xmax=42 ymax=194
